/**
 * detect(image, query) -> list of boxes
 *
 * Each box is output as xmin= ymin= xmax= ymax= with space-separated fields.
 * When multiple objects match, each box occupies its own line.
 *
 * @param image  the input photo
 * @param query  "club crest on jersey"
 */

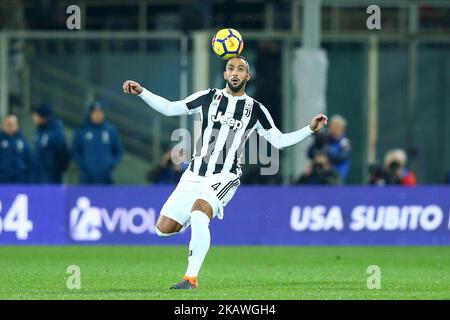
xmin=244 ymin=102 xmax=253 ymax=117
xmin=212 ymin=111 xmax=244 ymax=130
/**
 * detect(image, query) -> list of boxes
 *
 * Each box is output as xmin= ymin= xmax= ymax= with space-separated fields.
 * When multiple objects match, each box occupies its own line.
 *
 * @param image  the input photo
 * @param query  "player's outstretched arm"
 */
xmin=261 ymin=113 xmax=328 ymax=150
xmin=123 ymin=80 xmax=189 ymax=116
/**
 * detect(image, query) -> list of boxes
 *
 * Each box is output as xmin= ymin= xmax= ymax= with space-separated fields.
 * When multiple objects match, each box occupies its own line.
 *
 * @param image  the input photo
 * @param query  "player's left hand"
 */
xmin=309 ymin=113 xmax=328 ymax=132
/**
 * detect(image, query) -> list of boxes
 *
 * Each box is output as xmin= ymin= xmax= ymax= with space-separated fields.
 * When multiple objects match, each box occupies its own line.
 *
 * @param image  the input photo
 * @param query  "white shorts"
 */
xmin=160 ymin=169 xmax=240 ymax=227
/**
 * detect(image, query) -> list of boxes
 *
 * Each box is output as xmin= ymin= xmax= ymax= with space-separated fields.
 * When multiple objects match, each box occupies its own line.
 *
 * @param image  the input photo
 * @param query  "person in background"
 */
xmin=0 ymin=114 xmax=33 ymax=183
xmin=31 ymin=103 xmax=70 ymax=183
xmin=370 ymin=148 xmax=417 ymax=186
xmin=147 ymin=148 xmax=189 ymax=184
xmin=72 ymin=101 xmax=123 ymax=184
xmin=308 ymin=114 xmax=351 ymax=181
xmin=384 ymin=148 xmax=417 ymax=185
xmin=297 ymin=151 xmax=341 ymax=185
xmin=368 ymin=162 xmax=385 ymax=185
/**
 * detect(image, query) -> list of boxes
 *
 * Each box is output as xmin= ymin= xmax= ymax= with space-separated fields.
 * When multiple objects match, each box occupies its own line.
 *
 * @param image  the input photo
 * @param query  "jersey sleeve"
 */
xmin=183 ymin=89 xmax=216 ymax=115
xmin=138 ymin=88 xmax=215 ymax=116
xmin=255 ymin=103 xmax=313 ymax=149
xmin=255 ymin=103 xmax=281 ymax=138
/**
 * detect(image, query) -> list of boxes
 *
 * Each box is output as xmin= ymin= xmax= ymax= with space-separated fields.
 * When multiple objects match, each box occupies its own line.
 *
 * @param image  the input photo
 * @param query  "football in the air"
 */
xmin=211 ymin=28 xmax=244 ymax=60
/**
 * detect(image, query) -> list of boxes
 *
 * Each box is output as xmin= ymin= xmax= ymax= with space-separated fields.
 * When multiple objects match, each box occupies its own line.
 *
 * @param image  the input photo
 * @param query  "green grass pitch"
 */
xmin=0 ymin=246 xmax=449 ymax=299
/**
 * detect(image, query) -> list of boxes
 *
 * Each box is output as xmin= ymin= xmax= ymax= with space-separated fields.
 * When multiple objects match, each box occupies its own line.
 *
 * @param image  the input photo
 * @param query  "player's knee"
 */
xmin=155 ymin=216 xmax=182 ymax=237
xmin=192 ymin=199 xmax=214 ymax=219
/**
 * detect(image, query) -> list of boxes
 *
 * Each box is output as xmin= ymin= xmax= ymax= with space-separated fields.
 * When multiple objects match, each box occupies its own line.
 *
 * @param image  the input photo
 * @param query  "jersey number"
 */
xmin=211 ymin=183 xmax=221 ymax=191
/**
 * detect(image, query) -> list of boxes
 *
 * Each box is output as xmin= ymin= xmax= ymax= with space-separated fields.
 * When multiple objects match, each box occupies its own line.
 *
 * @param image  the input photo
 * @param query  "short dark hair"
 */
xmin=225 ymin=55 xmax=251 ymax=73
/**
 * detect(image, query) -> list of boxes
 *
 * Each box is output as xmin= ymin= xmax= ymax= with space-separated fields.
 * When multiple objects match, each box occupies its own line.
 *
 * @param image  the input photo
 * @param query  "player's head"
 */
xmin=223 ymin=56 xmax=252 ymax=93
xmin=2 ymin=114 xmax=19 ymax=136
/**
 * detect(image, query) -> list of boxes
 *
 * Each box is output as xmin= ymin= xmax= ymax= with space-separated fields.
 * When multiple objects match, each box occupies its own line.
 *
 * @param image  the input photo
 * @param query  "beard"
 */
xmin=226 ymin=78 xmax=247 ymax=93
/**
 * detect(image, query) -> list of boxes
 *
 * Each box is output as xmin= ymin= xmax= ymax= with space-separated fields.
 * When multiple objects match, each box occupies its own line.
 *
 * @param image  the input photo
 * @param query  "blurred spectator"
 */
xmin=296 ymin=151 xmax=341 ymax=185
xmin=147 ymin=148 xmax=189 ymax=184
xmin=72 ymin=102 xmax=123 ymax=184
xmin=368 ymin=162 xmax=385 ymax=185
xmin=369 ymin=148 xmax=417 ymax=186
xmin=0 ymin=115 xmax=33 ymax=183
xmin=31 ymin=103 xmax=70 ymax=184
xmin=308 ymin=114 xmax=352 ymax=181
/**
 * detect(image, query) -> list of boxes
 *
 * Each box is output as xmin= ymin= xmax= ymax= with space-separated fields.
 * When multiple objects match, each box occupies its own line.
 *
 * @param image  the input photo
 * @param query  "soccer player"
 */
xmin=123 ymin=56 xmax=328 ymax=289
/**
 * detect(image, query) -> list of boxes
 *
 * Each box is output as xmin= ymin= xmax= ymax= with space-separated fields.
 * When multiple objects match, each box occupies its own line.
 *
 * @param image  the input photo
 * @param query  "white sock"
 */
xmin=185 ymin=210 xmax=211 ymax=277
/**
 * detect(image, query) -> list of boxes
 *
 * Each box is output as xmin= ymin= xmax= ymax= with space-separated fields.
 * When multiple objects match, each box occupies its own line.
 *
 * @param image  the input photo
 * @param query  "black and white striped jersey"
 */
xmin=139 ymin=87 xmax=314 ymax=177
xmin=183 ymin=88 xmax=278 ymax=177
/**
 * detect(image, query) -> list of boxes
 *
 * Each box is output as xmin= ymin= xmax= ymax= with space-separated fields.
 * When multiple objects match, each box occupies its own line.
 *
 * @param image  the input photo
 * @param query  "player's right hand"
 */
xmin=123 ymin=80 xmax=143 ymax=95
xmin=309 ymin=113 xmax=328 ymax=132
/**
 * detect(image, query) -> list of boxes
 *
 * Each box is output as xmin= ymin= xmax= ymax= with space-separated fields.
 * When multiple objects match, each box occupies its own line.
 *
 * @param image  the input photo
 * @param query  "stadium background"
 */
xmin=0 ymin=0 xmax=449 ymax=300
xmin=1 ymin=0 xmax=449 ymax=185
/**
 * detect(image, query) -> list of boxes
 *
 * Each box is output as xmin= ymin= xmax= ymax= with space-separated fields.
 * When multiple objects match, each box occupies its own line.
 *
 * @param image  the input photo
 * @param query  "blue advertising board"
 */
xmin=0 ymin=185 xmax=449 ymax=245
xmin=0 ymin=186 xmax=67 ymax=244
